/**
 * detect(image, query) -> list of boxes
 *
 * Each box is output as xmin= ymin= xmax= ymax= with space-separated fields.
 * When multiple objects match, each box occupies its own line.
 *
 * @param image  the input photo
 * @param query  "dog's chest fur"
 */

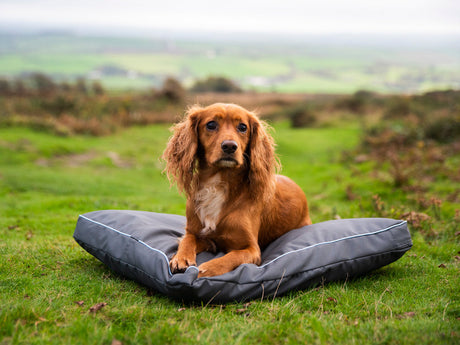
xmin=194 ymin=173 xmax=228 ymax=235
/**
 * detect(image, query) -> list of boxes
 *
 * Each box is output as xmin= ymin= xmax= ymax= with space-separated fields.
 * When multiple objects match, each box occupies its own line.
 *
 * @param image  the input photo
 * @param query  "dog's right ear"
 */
xmin=162 ymin=105 xmax=202 ymax=196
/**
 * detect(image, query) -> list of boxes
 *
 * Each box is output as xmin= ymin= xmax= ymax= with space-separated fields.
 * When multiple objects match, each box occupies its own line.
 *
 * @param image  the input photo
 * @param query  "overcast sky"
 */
xmin=1 ymin=0 xmax=459 ymax=35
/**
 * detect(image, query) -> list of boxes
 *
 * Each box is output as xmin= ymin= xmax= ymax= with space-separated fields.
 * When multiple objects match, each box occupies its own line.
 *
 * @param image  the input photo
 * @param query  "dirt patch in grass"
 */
xmin=35 ymin=151 xmax=133 ymax=168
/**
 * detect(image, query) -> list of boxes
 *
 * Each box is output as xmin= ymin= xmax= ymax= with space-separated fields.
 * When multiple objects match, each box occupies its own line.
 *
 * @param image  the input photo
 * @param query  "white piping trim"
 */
xmin=79 ymin=215 xmax=131 ymax=237
xmin=78 ymin=214 xmax=174 ymax=276
xmin=185 ymin=265 xmax=199 ymax=272
xmin=258 ymin=220 xmax=407 ymax=269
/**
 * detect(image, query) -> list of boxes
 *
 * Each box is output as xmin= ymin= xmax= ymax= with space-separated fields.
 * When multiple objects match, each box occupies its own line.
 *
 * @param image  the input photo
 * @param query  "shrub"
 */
xmin=0 ymin=78 xmax=11 ymax=96
xmin=287 ymin=103 xmax=317 ymax=128
xmin=157 ymin=77 xmax=185 ymax=103
xmin=92 ymin=81 xmax=105 ymax=96
xmin=423 ymin=115 xmax=460 ymax=143
xmin=190 ymin=76 xmax=242 ymax=93
xmin=30 ymin=73 xmax=56 ymax=96
xmin=383 ymin=95 xmax=414 ymax=120
xmin=75 ymin=78 xmax=88 ymax=95
xmin=12 ymin=79 xmax=28 ymax=96
xmin=335 ymin=90 xmax=377 ymax=114
xmin=59 ymin=81 xmax=73 ymax=93
xmin=39 ymin=95 xmax=78 ymax=116
xmin=414 ymin=89 xmax=460 ymax=110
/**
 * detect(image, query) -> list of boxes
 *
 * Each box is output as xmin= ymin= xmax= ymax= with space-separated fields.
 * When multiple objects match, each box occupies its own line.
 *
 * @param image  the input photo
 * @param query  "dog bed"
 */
xmin=73 ymin=210 xmax=412 ymax=303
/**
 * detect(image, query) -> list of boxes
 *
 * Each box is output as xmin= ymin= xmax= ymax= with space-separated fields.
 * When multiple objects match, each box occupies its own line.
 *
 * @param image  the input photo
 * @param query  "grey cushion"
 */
xmin=73 ymin=210 xmax=412 ymax=303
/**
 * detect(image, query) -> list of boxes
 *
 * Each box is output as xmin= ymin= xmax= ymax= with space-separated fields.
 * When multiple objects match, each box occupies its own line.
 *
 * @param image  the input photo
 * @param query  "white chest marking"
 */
xmin=194 ymin=174 xmax=227 ymax=236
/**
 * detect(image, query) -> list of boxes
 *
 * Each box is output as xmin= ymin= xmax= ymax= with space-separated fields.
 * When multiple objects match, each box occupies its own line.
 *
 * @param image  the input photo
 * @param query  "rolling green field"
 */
xmin=1 ymin=33 xmax=460 ymax=93
xmin=0 ymin=120 xmax=458 ymax=344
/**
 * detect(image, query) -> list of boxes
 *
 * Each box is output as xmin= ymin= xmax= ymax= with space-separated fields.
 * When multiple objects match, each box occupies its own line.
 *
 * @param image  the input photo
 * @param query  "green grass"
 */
xmin=272 ymin=75 xmax=364 ymax=94
xmin=107 ymin=54 xmax=184 ymax=75
xmin=0 ymin=124 xmax=458 ymax=344
xmin=2 ymin=33 xmax=460 ymax=93
xmin=0 ymin=54 xmax=107 ymax=75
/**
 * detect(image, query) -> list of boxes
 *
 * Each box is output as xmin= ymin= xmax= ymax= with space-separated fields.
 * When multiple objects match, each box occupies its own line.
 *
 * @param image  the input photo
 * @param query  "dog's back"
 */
xmin=258 ymin=174 xmax=311 ymax=248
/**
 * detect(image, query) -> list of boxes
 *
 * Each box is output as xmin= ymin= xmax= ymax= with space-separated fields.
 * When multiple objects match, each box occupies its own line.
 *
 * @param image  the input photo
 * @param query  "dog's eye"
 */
xmin=237 ymin=123 xmax=247 ymax=133
xmin=206 ymin=121 xmax=218 ymax=131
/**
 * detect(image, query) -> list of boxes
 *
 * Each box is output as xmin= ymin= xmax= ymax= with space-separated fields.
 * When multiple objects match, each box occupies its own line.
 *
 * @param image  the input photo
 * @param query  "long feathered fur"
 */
xmin=246 ymin=112 xmax=280 ymax=200
xmin=163 ymin=103 xmax=310 ymax=277
xmin=162 ymin=106 xmax=200 ymax=196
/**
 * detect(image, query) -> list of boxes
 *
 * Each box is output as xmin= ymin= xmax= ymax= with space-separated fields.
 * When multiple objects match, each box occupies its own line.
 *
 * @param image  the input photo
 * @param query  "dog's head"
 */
xmin=163 ymin=103 xmax=279 ymax=196
xmin=195 ymin=103 xmax=252 ymax=169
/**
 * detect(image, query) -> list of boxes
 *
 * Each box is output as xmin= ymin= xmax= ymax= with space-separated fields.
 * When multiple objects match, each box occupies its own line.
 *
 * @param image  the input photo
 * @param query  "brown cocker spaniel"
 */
xmin=163 ymin=103 xmax=311 ymax=277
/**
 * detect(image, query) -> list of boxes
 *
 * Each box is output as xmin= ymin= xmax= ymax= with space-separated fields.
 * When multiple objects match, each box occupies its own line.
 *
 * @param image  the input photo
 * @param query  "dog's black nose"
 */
xmin=221 ymin=140 xmax=238 ymax=154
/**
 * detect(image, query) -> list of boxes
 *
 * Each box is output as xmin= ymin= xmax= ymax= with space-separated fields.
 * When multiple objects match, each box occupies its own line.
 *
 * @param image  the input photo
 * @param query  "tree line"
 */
xmin=0 ymin=74 xmax=242 ymax=98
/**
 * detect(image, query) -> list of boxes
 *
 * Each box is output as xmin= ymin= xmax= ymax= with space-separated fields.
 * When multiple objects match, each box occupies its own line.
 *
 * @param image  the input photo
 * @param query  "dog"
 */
xmin=163 ymin=103 xmax=311 ymax=277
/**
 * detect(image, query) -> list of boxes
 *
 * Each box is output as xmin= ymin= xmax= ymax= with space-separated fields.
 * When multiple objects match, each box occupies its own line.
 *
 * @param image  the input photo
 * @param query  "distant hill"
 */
xmin=0 ymin=31 xmax=459 ymax=93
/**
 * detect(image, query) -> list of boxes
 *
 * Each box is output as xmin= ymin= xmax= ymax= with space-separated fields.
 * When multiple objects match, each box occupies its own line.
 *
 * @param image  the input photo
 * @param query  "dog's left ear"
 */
xmin=247 ymin=112 xmax=280 ymax=198
xmin=162 ymin=106 xmax=202 ymax=196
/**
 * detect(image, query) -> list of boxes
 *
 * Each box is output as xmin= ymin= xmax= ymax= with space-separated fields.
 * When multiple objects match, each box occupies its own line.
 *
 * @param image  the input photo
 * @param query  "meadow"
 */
xmin=0 ymin=87 xmax=459 ymax=344
xmin=1 ymin=32 xmax=460 ymax=93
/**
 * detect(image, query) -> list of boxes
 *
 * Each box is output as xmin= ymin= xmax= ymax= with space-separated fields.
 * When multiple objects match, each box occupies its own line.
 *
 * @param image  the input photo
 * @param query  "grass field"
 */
xmin=0 ymin=118 xmax=458 ymax=344
xmin=1 ymin=33 xmax=460 ymax=93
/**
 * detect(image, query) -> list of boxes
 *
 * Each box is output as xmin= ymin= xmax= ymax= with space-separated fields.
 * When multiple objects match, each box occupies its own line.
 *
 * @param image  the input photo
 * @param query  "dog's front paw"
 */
xmin=197 ymin=260 xmax=229 ymax=278
xmin=169 ymin=254 xmax=196 ymax=274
